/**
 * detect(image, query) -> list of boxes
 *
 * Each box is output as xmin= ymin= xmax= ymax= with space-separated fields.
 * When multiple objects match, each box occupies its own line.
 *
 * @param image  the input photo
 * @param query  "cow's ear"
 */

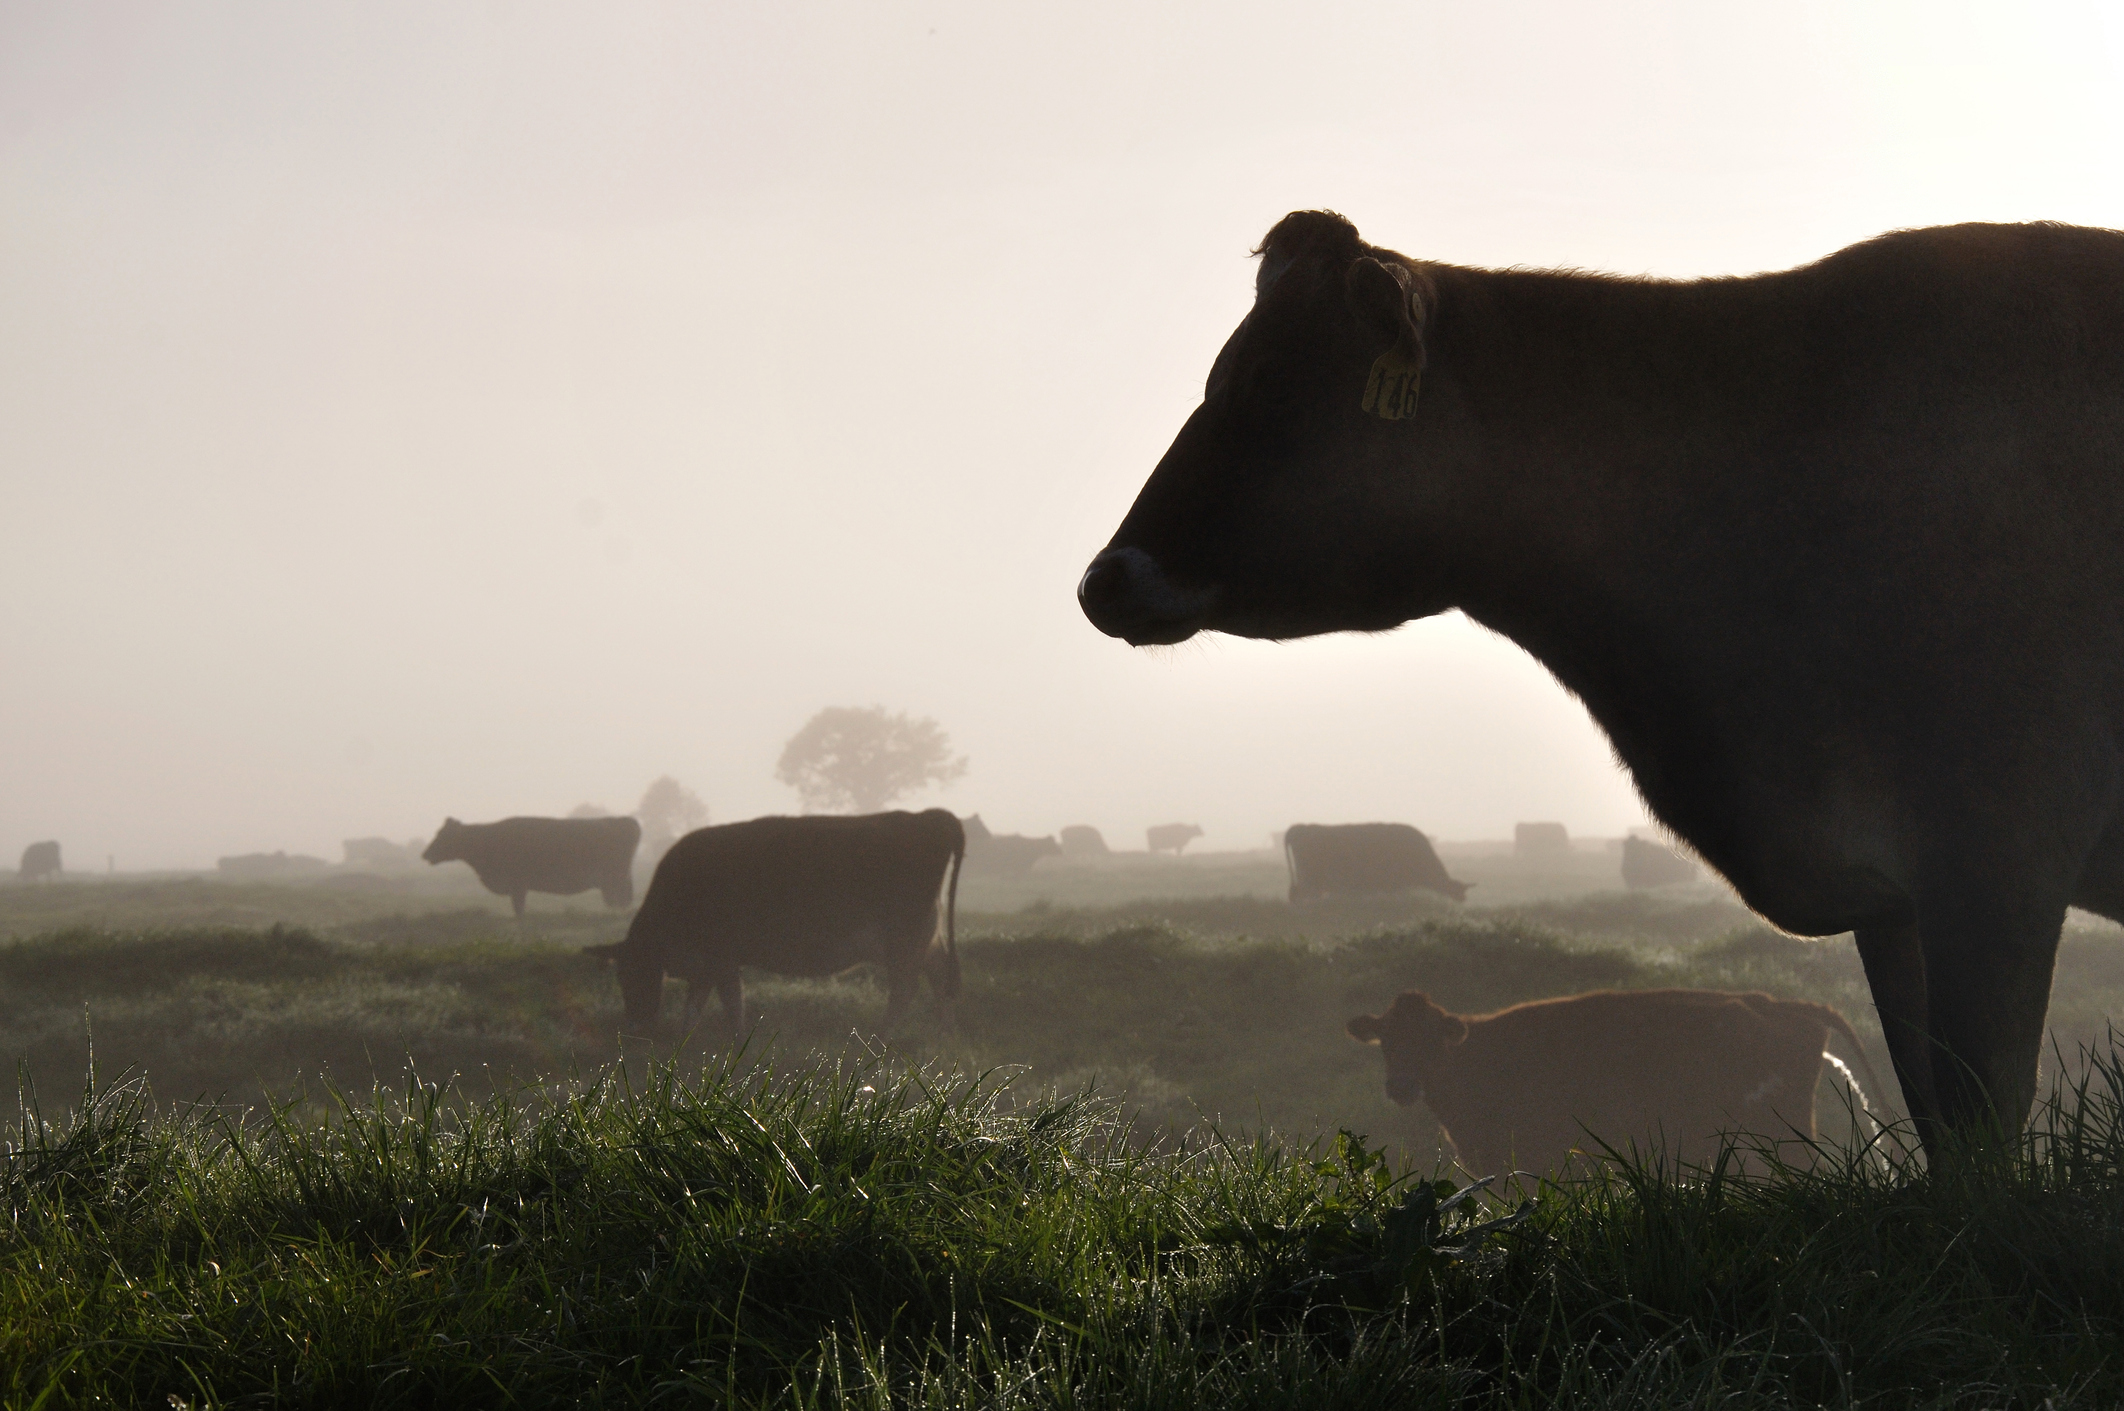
xmin=1346 ymin=257 xmax=1425 ymax=350
xmin=1347 ymin=1014 xmax=1383 ymax=1044
xmin=1438 ymin=1014 xmax=1469 ymax=1047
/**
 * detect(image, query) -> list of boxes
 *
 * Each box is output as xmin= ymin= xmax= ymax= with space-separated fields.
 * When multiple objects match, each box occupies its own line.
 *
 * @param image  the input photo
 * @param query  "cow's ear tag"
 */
xmin=1361 ymin=341 xmax=1422 ymax=421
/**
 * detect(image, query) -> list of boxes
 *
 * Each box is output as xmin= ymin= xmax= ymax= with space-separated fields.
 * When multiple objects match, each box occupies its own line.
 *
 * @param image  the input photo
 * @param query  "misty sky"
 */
xmin=7 ymin=2 xmax=2124 ymax=869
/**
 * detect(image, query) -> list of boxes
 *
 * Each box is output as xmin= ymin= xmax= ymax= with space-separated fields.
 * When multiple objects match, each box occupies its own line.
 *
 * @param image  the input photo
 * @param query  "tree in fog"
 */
xmin=636 ymin=775 xmax=709 ymax=858
xmin=775 ymin=706 xmax=968 ymax=814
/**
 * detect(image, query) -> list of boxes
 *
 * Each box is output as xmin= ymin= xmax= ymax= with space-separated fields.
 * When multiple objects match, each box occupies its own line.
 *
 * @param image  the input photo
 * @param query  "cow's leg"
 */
xmin=1915 ymin=890 xmax=2065 ymax=1147
xmin=1853 ymin=920 xmax=1939 ymax=1136
xmin=511 ymin=891 xmax=527 ymax=919
xmin=712 ymin=968 xmax=746 ymax=1041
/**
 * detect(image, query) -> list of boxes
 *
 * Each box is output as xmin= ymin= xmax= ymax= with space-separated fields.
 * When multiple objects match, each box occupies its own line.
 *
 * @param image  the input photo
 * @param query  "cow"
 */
xmin=966 ymin=830 xmax=1062 ymax=874
xmin=18 ymin=841 xmax=60 ymax=882
xmin=584 ymin=809 xmax=964 ymax=1036
xmin=1059 ymin=825 xmax=1110 ymax=858
xmin=1623 ymin=835 xmax=1701 ymax=890
xmin=1285 ymin=822 xmax=1468 ymax=903
xmin=1347 ymin=988 xmax=1886 ymax=1177
xmin=342 ymin=836 xmax=418 ymax=868
xmin=1077 ymin=209 xmax=2124 ymax=1154
xmin=1514 ymin=822 xmax=1571 ymax=859
xmin=422 ymin=815 xmax=640 ymax=917
xmin=1146 ymin=823 xmax=1204 ymax=855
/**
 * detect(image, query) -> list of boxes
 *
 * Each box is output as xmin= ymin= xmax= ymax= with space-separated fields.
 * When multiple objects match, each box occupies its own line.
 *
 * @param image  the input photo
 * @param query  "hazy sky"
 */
xmin=7 ymin=1 xmax=2124 ymax=868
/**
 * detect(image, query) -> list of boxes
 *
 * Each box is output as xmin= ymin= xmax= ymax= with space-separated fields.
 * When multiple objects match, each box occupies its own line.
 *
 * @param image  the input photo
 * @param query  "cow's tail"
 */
xmin=940 ymin=829 xmax=964 ymax=999
xmin=1818 ymin=1004 xmax=1891 ymax=1134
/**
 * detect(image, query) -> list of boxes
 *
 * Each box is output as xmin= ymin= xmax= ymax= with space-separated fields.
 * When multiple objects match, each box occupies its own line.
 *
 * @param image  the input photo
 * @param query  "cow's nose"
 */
xmin=1077 ymin=547 xmax=1211 ymax=645
xmin=1076 ymin=549 xmax=1140 ymax=633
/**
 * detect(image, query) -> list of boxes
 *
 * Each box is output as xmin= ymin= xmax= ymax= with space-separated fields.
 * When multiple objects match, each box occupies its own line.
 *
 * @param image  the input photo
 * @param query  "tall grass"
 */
xmin=3 ymin=1041 xmax=2122 ymax=1408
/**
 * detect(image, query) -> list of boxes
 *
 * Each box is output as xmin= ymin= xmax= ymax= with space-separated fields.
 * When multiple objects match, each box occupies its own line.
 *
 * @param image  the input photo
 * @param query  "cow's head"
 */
xmin=585 ymin=940 xmax=664 ymax=1027
xmin=1347 ymin=990 xmax=1468 ymax=1107
xmin=421 ymin=818 xmax=464 ymax=865
xmin=1080 ymin=210 xmax=1456 ymax=647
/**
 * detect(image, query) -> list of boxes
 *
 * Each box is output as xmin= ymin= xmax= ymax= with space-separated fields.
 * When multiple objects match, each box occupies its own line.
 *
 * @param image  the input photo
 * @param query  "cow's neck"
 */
xmin=1418 ymin=262 xmax=1799 ymax=847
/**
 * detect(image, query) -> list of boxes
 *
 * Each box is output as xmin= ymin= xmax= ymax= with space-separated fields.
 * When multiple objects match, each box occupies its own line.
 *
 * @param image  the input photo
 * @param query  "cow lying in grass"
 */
xmin=1347 ymin=988 xmax=1884 ymax=1177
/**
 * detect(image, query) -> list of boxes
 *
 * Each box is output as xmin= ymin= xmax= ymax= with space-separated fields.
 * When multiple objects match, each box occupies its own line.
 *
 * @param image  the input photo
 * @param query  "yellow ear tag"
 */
xmin=1361 ymin=344 xmax=1422 ymax=421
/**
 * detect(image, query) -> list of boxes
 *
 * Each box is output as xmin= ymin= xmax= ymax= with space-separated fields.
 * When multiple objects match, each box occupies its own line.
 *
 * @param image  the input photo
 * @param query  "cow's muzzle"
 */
xmin=1078 ymin=547 xmax=1216 ymax=646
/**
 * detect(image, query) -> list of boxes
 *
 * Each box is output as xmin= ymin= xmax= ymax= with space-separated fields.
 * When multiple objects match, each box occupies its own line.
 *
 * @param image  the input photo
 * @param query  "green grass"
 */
xmin=6 ymin=908 xmax=2123 ymax=1167
xmin=3 ymin=1045 xmax=2122 ymax=1407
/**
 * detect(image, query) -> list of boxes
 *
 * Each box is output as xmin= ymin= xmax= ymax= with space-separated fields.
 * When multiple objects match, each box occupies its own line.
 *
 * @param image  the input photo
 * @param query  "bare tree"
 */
xmin=636 ymin=775 xmax=709 ymax=859
xmin=775 ymin=706 xmax=968 ymax=814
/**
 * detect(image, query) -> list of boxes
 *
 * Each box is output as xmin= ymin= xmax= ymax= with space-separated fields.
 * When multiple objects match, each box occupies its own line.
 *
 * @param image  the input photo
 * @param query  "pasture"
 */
xmin=3 ymin=861 xmax=2122 ymax=1404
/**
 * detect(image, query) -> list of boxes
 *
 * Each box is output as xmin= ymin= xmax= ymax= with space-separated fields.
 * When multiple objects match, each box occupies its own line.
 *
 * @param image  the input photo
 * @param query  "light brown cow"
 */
xmin=1347 ymin=988 xmax=1884 ymax=1176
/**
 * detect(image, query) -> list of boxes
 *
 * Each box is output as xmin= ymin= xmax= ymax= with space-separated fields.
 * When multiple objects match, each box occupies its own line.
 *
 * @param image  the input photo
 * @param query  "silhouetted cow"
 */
xmin=1347 ymin=988 xmax=1884 ymax=1176
xmin=1146 ymin=823 xmax=1203 ymax=854
xmin=1285 ymin=822 xmax=1467 ymax=903
xmin=18 ymin=841 xmax=60 ymax=882
xmin=423 ymin=815 xmax=640 ymax=917
xmin=1514 ymin=822 xmax=1570 ymax=858
xmin=585 ymin=809 xmax=964 ymax=1035
xmin=1080 ymin=208 xmax=2124 ymax=1152
xmin=966 ymin=831 xmax=1061 ymax=874
xmin=1623 ymin=836 xmax=1700 ymax=889
xmin=1059 ymin=825 xmax=1110 ymax=858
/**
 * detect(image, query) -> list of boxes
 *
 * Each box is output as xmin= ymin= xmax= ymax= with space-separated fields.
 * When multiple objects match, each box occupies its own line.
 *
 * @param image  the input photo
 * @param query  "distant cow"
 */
xmin=423 ymin=815 xmax=641 ymax=917
xmin=966 ymin=830 xmax=1062 ymax=874
xmin=1622 ymin=836 xmax=1700 ymax=889
xmin=342 ymin=836 xmax=418 ymax=868
xmin=217 ymin=851 xmax=332 ymax=878
xmin=1059 ymin=825 xmax=1109 ymax=858
xmin=585 ymin=809 xmax=965 ymax=1035
xmin=1514 ymin=822 xmax=1571 ymax=858
xmin=1285 ymin=822 xmax=1468 ymax=903
xmin=1348 ymin=988 xmax=1884 ymax=1176
xmin=18 ymin=841 xmax=60 ymax=882
xmin=1146 ymin=823 xmax=1203 ymax=855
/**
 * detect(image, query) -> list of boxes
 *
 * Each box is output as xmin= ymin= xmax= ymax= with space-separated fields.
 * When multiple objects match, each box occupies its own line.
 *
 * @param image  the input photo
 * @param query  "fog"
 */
xmin=5 ymin=1 xmax=2123 ymax=869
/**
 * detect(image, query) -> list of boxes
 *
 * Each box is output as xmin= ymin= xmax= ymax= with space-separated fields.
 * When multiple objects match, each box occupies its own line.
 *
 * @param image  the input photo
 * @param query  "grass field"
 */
xmin=3 ymin=867 xmax=2121 ymax=1404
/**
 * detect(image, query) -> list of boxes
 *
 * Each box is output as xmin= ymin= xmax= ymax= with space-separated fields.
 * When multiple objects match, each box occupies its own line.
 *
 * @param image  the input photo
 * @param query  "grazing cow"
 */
xmin=342 ymin=836 xmax=418 ymax=868
xmin=1514 ymin=822 xmax=1571 ymax=859
xmin=585 ymin=809 xmax=964 ymax=1035
xmin=423 ymin=815 xmax=640 ymax=917
xmin=1059 ymin=825 xmax=1110 ymax=858
xmin=1623 ymin=836 xmax=1701 ymax=890
xmin=1285 ymin=822 xmax=1468 ymax=903
xmin=966 ymin=830 xmax=1062 ymax=874
xmin=1347 ymin=988 xmax=1886 ymax=1176
xmin=1078 ymin=209 xmax=2124 ymax=1152
xmin=18 ymin=841 xmax=61 ymax=882
xmin=1146 ymin=823 xmax=1204 ymax=855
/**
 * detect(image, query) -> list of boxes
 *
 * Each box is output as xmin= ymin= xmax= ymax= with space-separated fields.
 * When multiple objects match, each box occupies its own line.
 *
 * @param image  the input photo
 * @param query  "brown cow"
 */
xmin=586 ymin=809 xmax=964 ymax=1036
xmin=423 ymin=815 xmax=641 ymax=917
xmin=1285 ymin=822 xmax=1467 ymax=903
xmin=1347 ymin=988 xmax=1885 ymax=1177
xmin=1080 ymin=210 xmax=2124 ymax=1154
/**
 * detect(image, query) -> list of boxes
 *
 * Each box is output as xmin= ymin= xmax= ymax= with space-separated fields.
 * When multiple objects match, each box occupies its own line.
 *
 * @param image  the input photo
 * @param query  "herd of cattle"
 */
xmin=417 ymin=809 xmax=1857 ymax=1172
xmin=10 ymin=807 xmax=1860 ymax=1172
